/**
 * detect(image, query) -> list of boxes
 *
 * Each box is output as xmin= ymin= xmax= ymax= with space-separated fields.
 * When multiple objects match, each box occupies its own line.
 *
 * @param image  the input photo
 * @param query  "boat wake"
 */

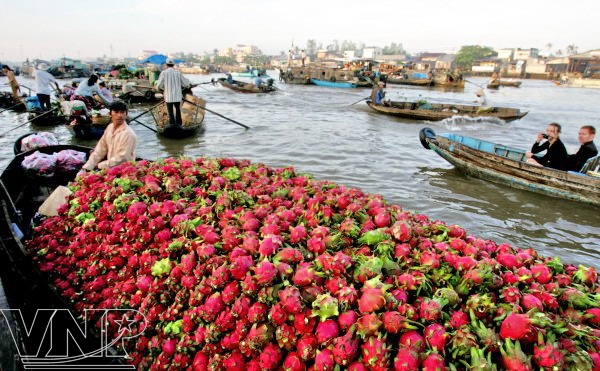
xmin=439 ymin=115 xmax=506 ymax=131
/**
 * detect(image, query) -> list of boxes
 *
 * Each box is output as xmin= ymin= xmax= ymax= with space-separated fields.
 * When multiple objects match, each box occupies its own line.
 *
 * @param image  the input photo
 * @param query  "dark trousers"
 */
xmin=166 ymin=102 xmax=182 ymax=126
xmin=38 ymin=94 xmax=51 ymax=110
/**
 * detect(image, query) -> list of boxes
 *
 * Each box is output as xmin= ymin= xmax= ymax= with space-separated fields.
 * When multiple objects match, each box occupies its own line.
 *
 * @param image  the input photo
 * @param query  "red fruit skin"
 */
xmin=283 ymin=352 xmax=307 ymax=371
xmin=424 ymin=323 xmax=448 ymax=352
xmin=499 ymin=313 xmax=532 ymax=341
xmin=399 ymin=330 xmax=426 ymax=353
xmin=421 ymin=352 xmax=447 ymax=371
xmin=315 ymin=319 xmax=340 ymax=345
xmin=338 ymin=310 xmax=359 ymax=331
xmin=358 ymin=288 xmax=386 ymax=314
xmin=449 ymin=310 xmax=469 ymax=329
xmin=393 ymin=346 xmax=420 ymax=371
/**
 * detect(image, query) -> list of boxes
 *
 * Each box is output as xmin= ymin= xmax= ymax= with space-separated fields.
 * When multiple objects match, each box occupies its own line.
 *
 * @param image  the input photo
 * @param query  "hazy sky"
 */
xmin=2 ymin=0 xmax=598 ymax=62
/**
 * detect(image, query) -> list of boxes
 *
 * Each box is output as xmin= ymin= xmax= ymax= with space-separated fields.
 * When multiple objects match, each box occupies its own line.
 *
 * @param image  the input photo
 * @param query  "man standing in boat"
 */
xmin=33 ymin=63 xmax=60 ymax=111
xmin=565 ymin=125 xmax=597 ymax=171
xmin=80 ymin=101 xmax=138 ymax=172
xmin=156 ymin=58 xmax=191 ymax=127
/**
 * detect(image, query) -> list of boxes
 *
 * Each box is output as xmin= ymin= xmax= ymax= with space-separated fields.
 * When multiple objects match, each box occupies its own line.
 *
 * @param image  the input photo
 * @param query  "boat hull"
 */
xmin=0 ymin=145 xmax=129 ymax=366
xmin=366 ymin=101 xmax=527 ymax=122
xmin=422 ymin=129 xmax=600 ymax=206
xmin=386 ymin=77 xmax=434 ymax=86
xmin=310 ymin=78 xmax=358 ymax=88
xmin=217 ymin=78 xmax=276 ymax=93
xmin=151 ymin=94 xmax=206 ymax=138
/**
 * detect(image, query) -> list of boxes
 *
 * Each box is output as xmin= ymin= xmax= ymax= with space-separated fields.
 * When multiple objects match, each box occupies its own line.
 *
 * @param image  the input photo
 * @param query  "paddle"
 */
xmin=182 ymin=98 xmax=250 ymax=129
xmin=0 ymin=107 xmax=60 ymax=137
xmin=126 ymin=101 xmax=164 ymax=130
xmin=350 ymin=97 xmax=369 ymax=106
xmin=0 ymin=102 xmax=25 ymax=114
xmin=465 ymin=79 xmax=486 ymax=89
xmin=128 ymin=117 xmax=158 ymax=133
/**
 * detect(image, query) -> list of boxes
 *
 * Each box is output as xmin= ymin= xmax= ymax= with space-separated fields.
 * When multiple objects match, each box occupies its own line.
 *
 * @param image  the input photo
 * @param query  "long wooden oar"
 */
xmin=183 ymin=98 xmax=250 ymax=129
xmin=0 ymin=102 xmax=25 ymax=114
xmin=128 ymin=117 xmax=158 ymax=133
xmin=126 ymin=101 xmax=164 ymax=132
xmin=350 ymin=97 xmax=370 ymax=106
xmin=0 ymin=107 xmax=60 ymax=137
xmin=465 ymin=79 xmax=486 ymax=89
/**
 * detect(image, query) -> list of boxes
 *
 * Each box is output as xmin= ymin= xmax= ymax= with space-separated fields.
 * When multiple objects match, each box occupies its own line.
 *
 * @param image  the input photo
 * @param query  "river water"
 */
xmin=0 ymin=73 xmax=598 ymax=268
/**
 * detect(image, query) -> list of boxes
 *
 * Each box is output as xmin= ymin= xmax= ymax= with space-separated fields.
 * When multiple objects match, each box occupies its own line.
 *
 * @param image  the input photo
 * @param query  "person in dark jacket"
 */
xmin=566 ymin=125 xmax=597 ymax=171
xmin=526 ymin=122 xmax=568 ymax=170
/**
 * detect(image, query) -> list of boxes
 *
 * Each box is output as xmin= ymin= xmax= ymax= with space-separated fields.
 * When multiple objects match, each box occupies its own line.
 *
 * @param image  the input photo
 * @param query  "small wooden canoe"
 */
xmin=498 ymin=80 xmax=522 ymax=87
xmin=420 ymin=128 xmax=600 ymax=206
xmin=310 ymin=78 xmax=358 ymax=88
xmin=217 ymin=78 xmax=277 ymax=93
xmin=487 ymin=81 xmax=500 ymax=89
xmin=0 ymin=92 xmax=26 ymax=112
xmin=150 ymin=94 xmax=206 ymax=139
xmin=366 ymin=100 xmax=528 ymax=122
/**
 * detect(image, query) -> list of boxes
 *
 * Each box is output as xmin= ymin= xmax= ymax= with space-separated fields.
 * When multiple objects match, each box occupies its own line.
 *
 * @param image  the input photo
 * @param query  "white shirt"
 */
xmin=33 ymin=69 xmax=57 ymax=95
xmin=156 ymin=67 xmax=191 ymax=103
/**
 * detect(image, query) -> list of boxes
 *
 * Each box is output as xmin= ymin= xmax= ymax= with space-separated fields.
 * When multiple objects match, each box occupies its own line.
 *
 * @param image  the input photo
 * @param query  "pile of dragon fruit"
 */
xmin=28 ymin=157 xmax=600 ymax=370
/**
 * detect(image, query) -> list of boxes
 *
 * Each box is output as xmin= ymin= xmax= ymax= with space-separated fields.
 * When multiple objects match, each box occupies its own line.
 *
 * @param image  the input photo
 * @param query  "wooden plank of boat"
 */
xmin=26 ymin=111 xmax=68 ymax=126
xmin=386 ymin=77 xmax=434 ymax=86
xmin=420 ymin=128 xmax=600 ymax=206
xmin=487 ymin=81 xmax=500 ymax=90
xmin=498 ymin=80 xmax=522 ymax=87
xmin=310 ymin=78 xmax=358 ymax=88
xmin=217 ymin=78 xmax=276 ymax=94
xmin=366 ymin=100 xmax=528 ymax=122
xmin=0 ymin=144 xmax=130 ymax=365
xmin=150 ymin=94 xmax=206 ymax=138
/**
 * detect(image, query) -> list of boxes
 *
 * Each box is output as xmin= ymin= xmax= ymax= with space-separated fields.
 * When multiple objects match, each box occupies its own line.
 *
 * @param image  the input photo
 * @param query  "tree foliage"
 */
xmin=455 ymin=45 xmax=497 ymax=68
xmin=382 ymin=43 xmax=406 ymax=55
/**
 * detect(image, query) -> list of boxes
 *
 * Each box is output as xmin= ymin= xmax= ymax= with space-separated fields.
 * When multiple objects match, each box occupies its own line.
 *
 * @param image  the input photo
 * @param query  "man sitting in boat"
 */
xmin=80 ymin=101 xmax=138 ymax=172
xmin=370 ymin=81 xmax=389 ymax=106
xmin=475 ymin=89 xmax=493 ymax=114
xmin=254 ymin=73 xmax=265 ymax=89
xmin=226 ymin=73 xmax=234 ymax=84
xmin=565 ymin=125 xmax=597 ymax=171
xmin=525 ymin=123 xmax=568 ymax=170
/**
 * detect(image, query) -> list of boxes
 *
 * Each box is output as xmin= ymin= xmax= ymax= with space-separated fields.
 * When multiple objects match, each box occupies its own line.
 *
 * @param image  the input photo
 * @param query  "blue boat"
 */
xmin=310 ymin=78 xmax=358 ymax=88
xmin=420 ymin=128 xmax=600 ymax=206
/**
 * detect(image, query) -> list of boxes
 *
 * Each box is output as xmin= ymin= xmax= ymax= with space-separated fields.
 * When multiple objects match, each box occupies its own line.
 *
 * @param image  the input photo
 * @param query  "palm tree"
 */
xmin=546 ymin=42 xmax=553 ymax=54
xmin=566 ymin=45 xmax=578 ymax=55
xmin=555 ymin=49 xmax=563 ymax=57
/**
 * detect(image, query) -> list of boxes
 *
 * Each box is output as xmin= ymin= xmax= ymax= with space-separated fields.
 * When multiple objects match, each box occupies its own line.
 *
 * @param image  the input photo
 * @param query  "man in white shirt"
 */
xmin=156 ymin=58 xmax=191 ymax=127
xmin=81 ymin=101 xmax=138 ymax=171
xmin=33 ymin=63 xmax=60 ymax=110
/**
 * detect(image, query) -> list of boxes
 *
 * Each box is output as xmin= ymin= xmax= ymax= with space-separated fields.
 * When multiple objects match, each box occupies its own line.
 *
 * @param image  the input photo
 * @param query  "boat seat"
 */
xmin=580 ymin=155 xmax=600 ymax=173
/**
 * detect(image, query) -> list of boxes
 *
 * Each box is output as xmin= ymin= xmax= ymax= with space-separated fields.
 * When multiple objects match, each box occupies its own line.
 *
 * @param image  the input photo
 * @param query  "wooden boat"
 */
xmin=26 ymin=110 xmax=68 ymax=126
xmin=217 ymin=78 xmax=277 ymax=93
xmin=386 ymin=77 xmax=434 ymax=86
xmin=498 ymin=80 xmax=522 ymax=87
xmin=419 ymin=128 xmax=600 ymax=206
xmin=0 ymin=92 xmax=26 ymax=112
xmin=366 ymin=100 xmax=528 ymax=122
xmin=150 ymin=94 xmax=206 ymax=138
xmin=487 ymin=80 xmax=500 ymax=90
xmin=0 ymin=144 xmax=131 ymax=366
xmin=433 ymin=73 xmax=465 ymax=88
xmin=310 ymin=78 xmax=358 ymax=88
